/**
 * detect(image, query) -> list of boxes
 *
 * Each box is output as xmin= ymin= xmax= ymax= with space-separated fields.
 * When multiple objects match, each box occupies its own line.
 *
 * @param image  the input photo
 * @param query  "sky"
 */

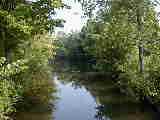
xmin=27 ymin=0 xmax=86 ymax=34
xmin=54 ymin=0 xmax=160 ymax=34
xmin=55 ymin=0 xmax=87 ymax=34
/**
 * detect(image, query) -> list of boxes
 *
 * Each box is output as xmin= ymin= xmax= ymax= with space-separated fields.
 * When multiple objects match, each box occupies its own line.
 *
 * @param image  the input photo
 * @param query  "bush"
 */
xmin=0 ymin=34 xmax=56 ymax=119
xmin=0 ymin=57 xmax=27 ymax=119
xmin=16 ymin=34 xmax=56 ymax=111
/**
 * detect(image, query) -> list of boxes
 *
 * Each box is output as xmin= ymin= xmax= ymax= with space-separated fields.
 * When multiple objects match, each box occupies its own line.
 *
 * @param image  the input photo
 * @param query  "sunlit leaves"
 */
xmin=0 ymin=57 xmax=28 ymax=118
xmin=0 ymin=58 xmax=28 ymax=79
xmin=0 ymin=0 xmax=61 ymax=118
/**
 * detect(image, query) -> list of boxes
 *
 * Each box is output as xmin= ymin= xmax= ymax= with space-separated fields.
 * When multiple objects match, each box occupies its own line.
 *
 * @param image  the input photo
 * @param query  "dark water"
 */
xmin=15 ymin=72 xmax=155 ymax=120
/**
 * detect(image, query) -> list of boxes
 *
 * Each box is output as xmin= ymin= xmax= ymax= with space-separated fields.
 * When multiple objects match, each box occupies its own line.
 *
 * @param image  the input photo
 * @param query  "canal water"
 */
xmin=15 ymin=72 xmax=155 ymax=120
xmin=54 ymin=74 xmax=98 ymax=120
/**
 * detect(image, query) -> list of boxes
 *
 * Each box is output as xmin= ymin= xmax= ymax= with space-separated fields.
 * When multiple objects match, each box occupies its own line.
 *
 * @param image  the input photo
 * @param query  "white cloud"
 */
xmin=55 ymin=0 xmax=87 ymax=34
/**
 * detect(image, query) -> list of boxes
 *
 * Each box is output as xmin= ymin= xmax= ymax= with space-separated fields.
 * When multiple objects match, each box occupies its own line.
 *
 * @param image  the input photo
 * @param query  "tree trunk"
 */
xmin=5 ymin=48 xmax=12 ymax=63
xmin=137 ymin=4 xmax=144 ymax=73
xmin=139 ymin=45 xmax=144 ymax=73
xmin=0 ymin=30 xmax=11 ymax=62
xmin=0 ymin=30 xmax=5 ymax=57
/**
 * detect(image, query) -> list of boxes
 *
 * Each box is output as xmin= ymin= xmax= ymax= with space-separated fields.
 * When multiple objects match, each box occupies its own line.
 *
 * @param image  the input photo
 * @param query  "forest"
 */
xmin=56 ymin=0 xmax=160 ymax=117
xmin=1 ymin=0 xmax=160 ymax=120
xmin=0 ymin=0 xmax=63 ymax=119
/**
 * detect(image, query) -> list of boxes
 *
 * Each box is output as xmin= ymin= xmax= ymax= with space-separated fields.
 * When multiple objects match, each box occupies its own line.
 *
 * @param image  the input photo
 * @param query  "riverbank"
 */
xmin=54 ymin=72 xmax=155 ymax=120
xmin=0 ymin=34 xmax=56 ymax=119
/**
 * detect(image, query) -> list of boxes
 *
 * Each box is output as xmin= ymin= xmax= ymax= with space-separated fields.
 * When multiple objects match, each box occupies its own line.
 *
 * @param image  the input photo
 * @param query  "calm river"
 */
xmin=15 ymin=72 xmax=156 ymax=120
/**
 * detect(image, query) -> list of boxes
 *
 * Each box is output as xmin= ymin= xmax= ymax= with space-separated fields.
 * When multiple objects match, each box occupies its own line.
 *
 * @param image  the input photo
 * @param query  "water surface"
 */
xmin=15 ymin=72 xmax=155 ymax=120
xmin=54 ymin=74 xmax=98 ymax=120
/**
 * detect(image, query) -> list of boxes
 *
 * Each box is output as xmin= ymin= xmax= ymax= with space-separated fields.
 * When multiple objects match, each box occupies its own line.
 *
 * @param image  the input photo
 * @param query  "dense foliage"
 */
xmin=0 ymin=58 xmax=27 ymax=119
xmin=79 ymin=0 xmax=160 ymax=103
xmin=2 ymin=0 xmax=160 ymax=118
xmin=56 ymin=0 xmax=160 ymax=104
xmin=55 ymin=32 xmax=96 ymax=71
xmin=0 ymin=0 xmax=63 ymax=119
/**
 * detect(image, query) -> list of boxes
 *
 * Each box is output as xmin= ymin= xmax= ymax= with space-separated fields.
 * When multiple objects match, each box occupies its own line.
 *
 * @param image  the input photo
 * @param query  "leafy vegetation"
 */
xmin=0 ymin=0 xmax=63 ymax=119
xmin=55 ymin=32 xmax=96 ymax=71
xmin=0 ymin=58 xmax=27 ymax=119
xmin=56 ymin=0 xmax=160 ymax=105
xmin=2 ymin=0 xmax=160 ymax=119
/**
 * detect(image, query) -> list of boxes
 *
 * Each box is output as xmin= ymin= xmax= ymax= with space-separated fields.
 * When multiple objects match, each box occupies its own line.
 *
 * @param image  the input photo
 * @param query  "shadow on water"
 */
xmin=15 ymin=60 xmax=158 ymax=120
xmin=54 ymin=72 xmax=156 ymax=120
xmin=13 ymin=77 xmax=57 ymax=120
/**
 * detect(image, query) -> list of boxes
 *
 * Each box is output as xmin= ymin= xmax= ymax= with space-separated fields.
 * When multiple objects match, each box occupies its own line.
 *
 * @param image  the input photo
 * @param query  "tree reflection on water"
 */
xmin=57 ymin=72 xmax=154 ymax=120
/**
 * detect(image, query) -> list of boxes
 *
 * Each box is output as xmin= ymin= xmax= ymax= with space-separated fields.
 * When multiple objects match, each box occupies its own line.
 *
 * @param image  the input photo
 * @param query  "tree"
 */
xmin=79 ymin=0 xmax=160 ymax=73
xmin=77 ymin=0 xmax=160 ymax=102
xmin=0 ymin=10 xmax=30 ymax=60
xmin=0 ymin=0 xmax=64 ymax=118
xmin=0 ymin=0 xmax=63 ymax=61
